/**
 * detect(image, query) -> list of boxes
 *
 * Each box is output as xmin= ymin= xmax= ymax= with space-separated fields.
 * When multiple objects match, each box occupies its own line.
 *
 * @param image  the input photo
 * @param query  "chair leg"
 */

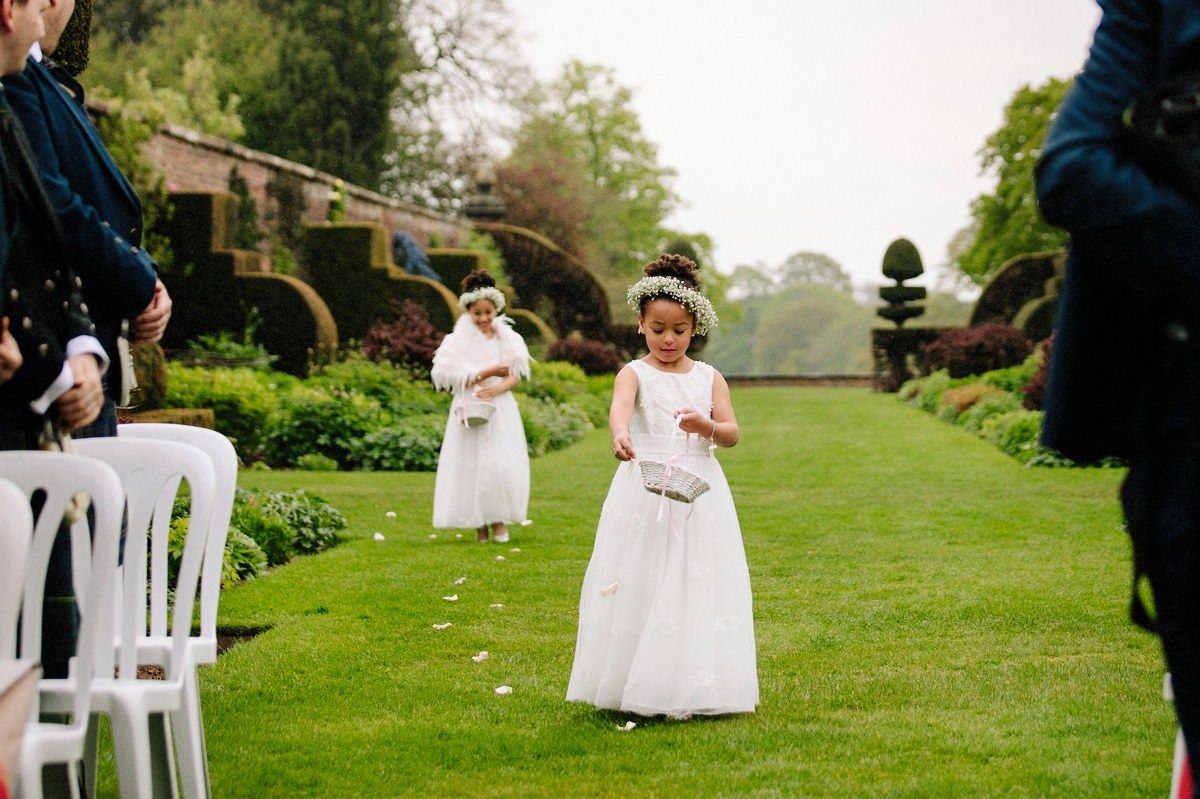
xmin=171 ymin=673 xmax=212 ymax=799
xmin=110 ymin=706 xmax=179 ymax=799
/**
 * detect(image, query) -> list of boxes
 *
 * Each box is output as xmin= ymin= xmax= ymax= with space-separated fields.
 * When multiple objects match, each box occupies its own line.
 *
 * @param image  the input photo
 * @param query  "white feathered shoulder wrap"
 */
xmin=431 ymin=314 xmax=532 ymax=395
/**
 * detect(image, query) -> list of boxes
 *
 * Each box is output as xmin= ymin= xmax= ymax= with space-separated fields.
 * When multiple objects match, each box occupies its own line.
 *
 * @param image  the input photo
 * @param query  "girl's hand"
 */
xmin=475 ymin=386 xmax=496 ymax=401
xmin=484 ymin=363 xmax=510 ymax=380
xmin=612 ymin=431 xmax=635 ymax=461
xmin=0 ymin=318 xmax=21 ymax=384
xmin=674 ymin=408 xmax=713 ymax=437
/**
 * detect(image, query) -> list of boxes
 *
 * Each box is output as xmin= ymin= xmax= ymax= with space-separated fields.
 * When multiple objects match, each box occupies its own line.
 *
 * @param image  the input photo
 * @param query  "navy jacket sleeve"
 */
xmin=1 ymin=58 xmax=155 ymax=318
xmin=1035 ymin=0 xmax=1200 ymax=297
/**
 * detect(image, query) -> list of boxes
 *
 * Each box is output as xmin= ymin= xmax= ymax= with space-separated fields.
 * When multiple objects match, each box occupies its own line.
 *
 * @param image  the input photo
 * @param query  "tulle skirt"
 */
xmin=432 ymin=392 xmax=529 ymax=528
xmin=566 ymin=436 xmax=758 ymax=716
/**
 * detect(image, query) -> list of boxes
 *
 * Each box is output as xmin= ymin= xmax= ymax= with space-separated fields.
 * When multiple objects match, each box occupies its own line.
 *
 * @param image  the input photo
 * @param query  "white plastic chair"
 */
xmin=0 ymin=477 xmax=32 ymax=658
xmin=62 ymin=437 xmax=215 ymax=799
xmin=0 ymin=451 xmax=124 ymax=799
xmin=1165 ymin=673 xmax=1194 ymax=799
xmin=117 ymin=424 xmax=237 ymax=799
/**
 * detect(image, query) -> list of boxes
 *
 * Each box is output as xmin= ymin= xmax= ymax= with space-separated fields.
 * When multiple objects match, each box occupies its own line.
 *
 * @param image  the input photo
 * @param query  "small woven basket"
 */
xmin=639 ymin=459 xmax=710 ymax=503
xmin=457 ymin=400 xmax=496 ymax=428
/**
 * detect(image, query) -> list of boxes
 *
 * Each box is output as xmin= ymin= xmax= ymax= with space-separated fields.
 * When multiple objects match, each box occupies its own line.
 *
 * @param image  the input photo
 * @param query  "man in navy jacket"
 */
xmin=2 ymin=0 xmax=171 ymax=435
xmin=1037 ymin=0 xmax=1200 ymax=782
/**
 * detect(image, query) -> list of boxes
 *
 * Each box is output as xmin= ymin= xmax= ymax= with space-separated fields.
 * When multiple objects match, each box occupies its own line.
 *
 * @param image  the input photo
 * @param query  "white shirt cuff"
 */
xmin=28 ymin=337 xmax=109 ymax=416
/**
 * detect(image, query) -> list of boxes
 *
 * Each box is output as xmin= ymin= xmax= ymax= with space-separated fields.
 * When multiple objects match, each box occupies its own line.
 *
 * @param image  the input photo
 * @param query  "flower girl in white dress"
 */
xmin=566 ymin=254 xmax=758 ymax=718
xmin=431 ymin=270 xmax=531 ymax=543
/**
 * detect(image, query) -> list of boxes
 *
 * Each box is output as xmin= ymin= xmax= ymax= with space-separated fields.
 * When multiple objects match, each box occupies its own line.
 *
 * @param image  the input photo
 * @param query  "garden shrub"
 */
xmin=296 ymin=453 xmax=339 ymax=471
xmin=899 ymin=370 xmax=956 ymax=414
xmin=518 ymin=360 xmax=611 ymax=428
xmin=255 ymin=489 xmax=349 ymax=555
xmin=939 ymin=383 xmax=1009 ymax=416
xmin=981 ymin=409 xmax=1045 ymax=464
xmin=310 ymin=355 xmax=449 ymax=416
xmin=349 ymin=413 xmax=445 ymax=472
xmin=266 ymin=389 xmax=385 ymax=469
xmin=518 ymin=395 xmax=593 ymax=456
xmin=163 ymin=363 xmax=286 ymax=461
xmin=546 ymin=338 xmax=622 ymax=375
xmin=222 ymin=528 xmax=269 ymax=589
xmin=924 ymin=324 xmax=1034 ymax=378
xmin=230 ymin=489 xmax=294 ymax=566
xmin=363 ymin=299 xmax=445 ymax=375
xmin=959 ymin=392 xmax=1023 ymax=435
xmin=1021 ymin=335 xmax=1053 ymax=410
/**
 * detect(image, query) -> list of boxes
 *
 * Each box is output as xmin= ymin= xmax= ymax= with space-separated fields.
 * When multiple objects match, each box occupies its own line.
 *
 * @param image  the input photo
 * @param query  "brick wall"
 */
xmin=137 ymin=118 xmax=467 ymax=253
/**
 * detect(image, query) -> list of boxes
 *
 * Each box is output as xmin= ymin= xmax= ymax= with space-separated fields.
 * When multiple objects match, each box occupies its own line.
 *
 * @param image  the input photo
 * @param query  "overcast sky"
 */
xmin=503 ymin=1 xmax=1102 ymax=292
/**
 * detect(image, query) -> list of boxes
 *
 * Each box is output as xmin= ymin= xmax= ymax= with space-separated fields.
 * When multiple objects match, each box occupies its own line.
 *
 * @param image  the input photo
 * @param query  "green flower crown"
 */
xmin=626 ymin=276 xmax=718 ymax=335
xmin=458 ymin=286 xmax=506 ymax=313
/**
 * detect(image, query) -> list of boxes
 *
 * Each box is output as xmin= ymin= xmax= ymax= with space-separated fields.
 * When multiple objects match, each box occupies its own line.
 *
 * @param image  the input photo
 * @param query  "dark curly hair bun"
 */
xmin=461 ymin=269 xmax=497 ymax=293
xmin=644 ymin=253 xmax=700 ymax=289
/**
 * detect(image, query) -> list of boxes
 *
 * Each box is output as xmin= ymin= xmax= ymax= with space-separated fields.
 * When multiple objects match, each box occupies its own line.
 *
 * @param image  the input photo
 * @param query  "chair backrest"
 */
xmin=72 ymin=437 xmax=215 ymax=683
xmin=0 ymin=478 xmax=32 ymax=659
xmin=117 ymin=424 xmax=237 ymax=651
xmin=0 ymin=451 xmax=124 ymax=722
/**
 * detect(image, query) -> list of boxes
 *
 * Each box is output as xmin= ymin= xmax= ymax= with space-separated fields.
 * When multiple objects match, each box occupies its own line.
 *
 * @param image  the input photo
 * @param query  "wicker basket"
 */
xmin=456 ymin=400 xmax=496 ymax=428
xmin=639 ymin=459 xmax=710 ymax=503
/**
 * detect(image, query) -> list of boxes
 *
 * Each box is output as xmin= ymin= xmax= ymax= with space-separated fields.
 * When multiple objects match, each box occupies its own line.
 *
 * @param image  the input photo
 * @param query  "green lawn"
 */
xmin=128 ymin=388 xmax=1171 ymax=797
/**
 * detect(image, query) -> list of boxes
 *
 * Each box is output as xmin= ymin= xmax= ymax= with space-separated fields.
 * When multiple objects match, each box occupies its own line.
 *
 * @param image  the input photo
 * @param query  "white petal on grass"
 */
xmin=373 ymin=532 xmax=385 ymax=541
xmin=616 ymin=721 xmax=637 ymax=732
xmin=471 ymin=651 xmax=490 ymax=662
xmin=520 ymin=519 xmax=533 ymax=526
xmin=443 ymin=595 xmax=458 ymax=602
xmin=600 ymin=582 xmax=619 ymax=597
xmin=509 ymin=548 xmax=521 ymax=553
xmin=454 ymin=577 xmax=467 ymax=585
xmin=496 ymin=555 xmax=506 ymax=561
xmin=429 ymin=533 xmax=438 ymax=539
xmin=455 ymin=533 xmax=464 ymax=540
xmin=490 ymin=603 xmax=504 ymax=609
xmin=495 ymin=685 xmax=513 ymax=695
xmin=431 ymin=623 xmax=452 ymax=630
xmin=386 ymin=511 xmax=397 ymax=518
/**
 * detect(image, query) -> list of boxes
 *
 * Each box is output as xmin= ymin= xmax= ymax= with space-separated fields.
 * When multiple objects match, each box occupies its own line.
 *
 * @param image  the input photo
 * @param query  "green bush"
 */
xmin=222 ymin=528 xmax=269 ymax=589
xmin=959 ymin=392 xmax=1023 ymax=434
xmin=350 ymin=413 xmax=445 ymax=472
xmin=310 ymin=356 xmax=449 ymax=416
xmin=266 ymin=389 xmax=385 ymax=469
xmin=518 ymin=395 xmax=594 ymax=456
xmin=164 ymin=364 xmax=287 ymax=461
xmin=230 ymin=490 xmax=294 ymax=566
xmin=981 ymin=409 xmax=1045 ymax=464
xmin=296 ymin=453 xmax=339 ymax=471
xmin=518 ymin=360 xmax=612 ymax=428
xmin=255 ymin=489 xmax=349 ymax=555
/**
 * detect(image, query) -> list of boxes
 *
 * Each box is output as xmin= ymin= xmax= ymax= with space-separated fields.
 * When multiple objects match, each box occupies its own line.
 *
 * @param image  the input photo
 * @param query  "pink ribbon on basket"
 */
xmin=653 ymin=417 xmax=698 ymax=539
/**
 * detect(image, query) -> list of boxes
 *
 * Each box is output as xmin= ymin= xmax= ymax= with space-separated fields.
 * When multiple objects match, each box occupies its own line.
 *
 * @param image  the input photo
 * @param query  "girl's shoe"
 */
xmin=492 ymin=526 xmax=510 ymax=543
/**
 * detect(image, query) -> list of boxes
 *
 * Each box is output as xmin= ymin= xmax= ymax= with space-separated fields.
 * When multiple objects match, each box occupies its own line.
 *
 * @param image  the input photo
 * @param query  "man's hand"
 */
xmin=0 ymin=318 xmax=21 ymax=384
xmin=54 ymin=353 xmax=103 ymax=432
xmin=131 ymin=279 xmax=172 ymax=344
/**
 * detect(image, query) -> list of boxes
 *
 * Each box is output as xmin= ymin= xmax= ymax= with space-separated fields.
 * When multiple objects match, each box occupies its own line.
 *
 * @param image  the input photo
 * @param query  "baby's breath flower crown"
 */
xmin=458 ymin=286 xmax=506 ymax=313
xmin=626 ymin=276 xmax=718 ymax=335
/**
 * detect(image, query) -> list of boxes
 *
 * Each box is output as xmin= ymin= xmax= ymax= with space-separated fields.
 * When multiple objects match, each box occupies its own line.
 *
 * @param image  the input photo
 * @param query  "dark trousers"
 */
xmin=1121 ymin=319 xmax=1200 ymax=796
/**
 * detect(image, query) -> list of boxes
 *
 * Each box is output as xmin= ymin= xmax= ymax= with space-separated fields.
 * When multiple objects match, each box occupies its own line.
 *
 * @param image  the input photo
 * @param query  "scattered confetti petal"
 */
xmin=472 ymin=651 xmax=490 ymax=662
xmin=373 ymin=532 xmax=385 ymax=541
xmin=431 ymin=623 xmax=452 ymax=630
xmin=386 ymin=511 xmax=397 ymax=518
xmin=509 ymin=548 xmax=521 ymax=553
xmin=455 ymin=533 xmax=464 ymax=540
xmin=443 ymin=595 xmax=458 ymax=602
xmin=454 ymin=577 xmax=467 ymax=585
xmin=495 ymin=685 xmax=513 ymax=695
xmin=495 ymin=555 xmax=506 ymax=561
xmin=616 ymin=721 xmax=637 ymax=732
xmin=490 ymin=603 xmax=504 ymax=609
xmin=520 ymin=519 xmax=533 ymax=527
xmin=600 ymin=582 xmax=619 ymax=597
xmin=429 ymin=533 xmax=438 ymax=539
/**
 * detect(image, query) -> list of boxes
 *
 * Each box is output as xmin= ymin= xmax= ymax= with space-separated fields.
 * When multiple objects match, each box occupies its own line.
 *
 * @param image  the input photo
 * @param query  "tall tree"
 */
xmin=778 ymin=251 xmax=853 ymax=293
xmin=505 ymin=60 xmax=680 ymax=279
xmin=954 ymin=78 xmax=1072 ymax=284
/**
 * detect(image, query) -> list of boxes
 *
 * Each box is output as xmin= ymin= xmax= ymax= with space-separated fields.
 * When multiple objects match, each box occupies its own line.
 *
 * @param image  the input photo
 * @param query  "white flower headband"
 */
xmin=458 ymin=286 xmax=506 ymax=313
xmin=626 ymin=276 xmax=718 ymax=335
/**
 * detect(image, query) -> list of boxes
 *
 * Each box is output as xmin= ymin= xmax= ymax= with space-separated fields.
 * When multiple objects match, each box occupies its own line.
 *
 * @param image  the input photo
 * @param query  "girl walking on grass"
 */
xmin=431 ymin=270 xmax=531 ymax=543
xmin=566 ymin=253 xmax=758 ymax=718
